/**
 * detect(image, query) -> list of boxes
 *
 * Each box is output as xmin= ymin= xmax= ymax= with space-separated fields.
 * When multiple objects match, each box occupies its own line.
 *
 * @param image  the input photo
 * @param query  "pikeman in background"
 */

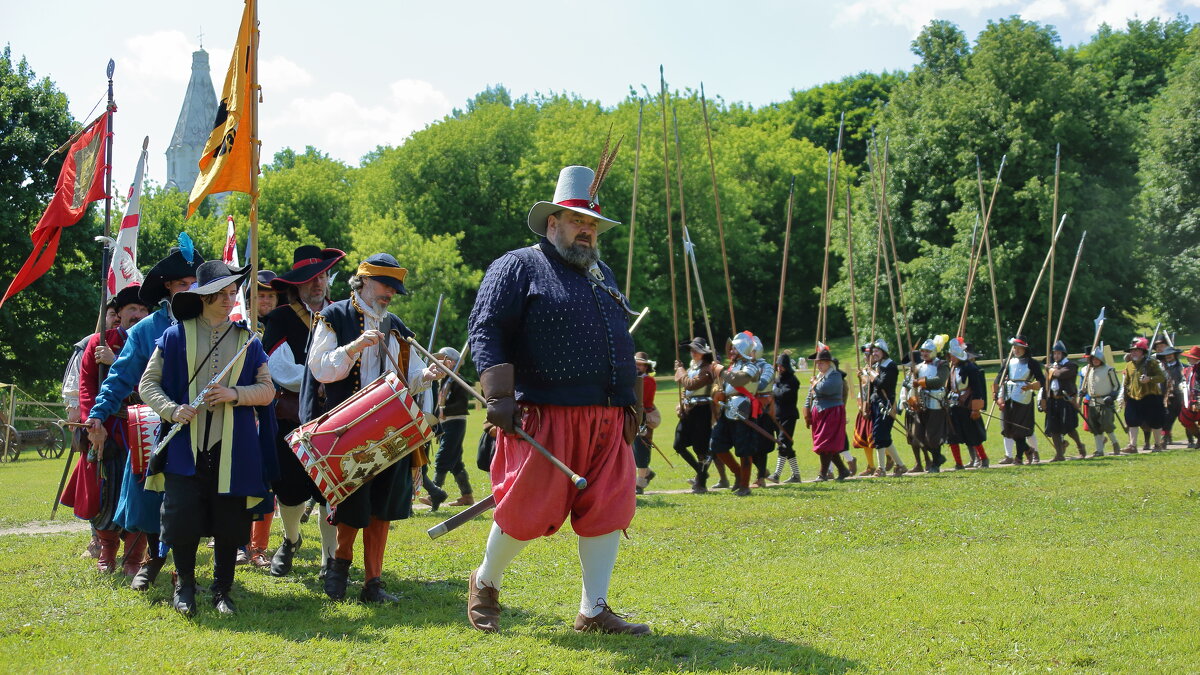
xmin=1079 ymin=344 xmax=1122 ymax=456
xmin=466 ymin=160 xmax=650 ymax=635
xmin=767 ymin=352 xmax=802 ymax=483
xmin=85 ymin=242 xmax=205 ymax=591
xmin=1177 ymin=346 xmax=1200 ymax=448
xmin=749 ymin=335 xmax=778 ymax=488
xmin=1121 ymin=336 xmax=1166 ymax=453
xmin=1155 ymin=343 xmax=1185 ymax=448
xmin=994 ymin=335 xmax=1045 ymax=465
xmin=674 ymin=338 xmax=720 ymax=492
xmin=256 ymin=245 xmax=344 ymax=578
xmin=64 ymin=284 xmax=152 ymax=575
xmin=1041 ymin=340 xmax=1085 ymax=461
xmin=305 ymin=252 xmax=444 ymax=603
xmin=254 ymin=270 xmax=279 ymax=332
xmin=946 ymin=338 xmax=989 ymax=469
xmin=861 ymin=339 xmax=906 ymax=476
xmin=711 ymin=332 xmax=766 ymax=496
xmin=908 ymin=337 xmax=950 ymax=472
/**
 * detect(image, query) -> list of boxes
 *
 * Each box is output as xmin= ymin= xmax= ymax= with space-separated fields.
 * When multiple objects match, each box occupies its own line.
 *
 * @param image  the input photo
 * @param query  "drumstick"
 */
xmin=404 ymin=337 xmax=588 ymax=490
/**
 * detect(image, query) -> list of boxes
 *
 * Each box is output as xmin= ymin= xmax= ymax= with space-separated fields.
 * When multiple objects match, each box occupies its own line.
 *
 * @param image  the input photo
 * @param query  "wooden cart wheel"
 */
xmin=1 ymin=425 xmax=20 ymax=462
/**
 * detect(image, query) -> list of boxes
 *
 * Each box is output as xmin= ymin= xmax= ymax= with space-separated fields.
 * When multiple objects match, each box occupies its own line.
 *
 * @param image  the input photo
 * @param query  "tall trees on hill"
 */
xmin=3 ymin=17 xmax=1197 ymax=391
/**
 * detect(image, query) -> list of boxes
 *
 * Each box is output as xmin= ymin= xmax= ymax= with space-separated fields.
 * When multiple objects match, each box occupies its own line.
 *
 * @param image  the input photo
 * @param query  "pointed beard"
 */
xmin=555 ymin=240 xmax=600 ymax=270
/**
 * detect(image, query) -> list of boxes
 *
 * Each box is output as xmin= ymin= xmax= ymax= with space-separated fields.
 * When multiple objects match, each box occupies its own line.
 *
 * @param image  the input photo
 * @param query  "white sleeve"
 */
xmin=402 ymin=339 xmax=433 ymax=397
xmin=268 ymin=342 xmax=305 ymax=392
xmin=308 ymin=319 xmax=356 ymax=384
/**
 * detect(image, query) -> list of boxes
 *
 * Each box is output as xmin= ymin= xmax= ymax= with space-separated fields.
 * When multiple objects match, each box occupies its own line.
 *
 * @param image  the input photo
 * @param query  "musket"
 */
xmin=149 ymin=336 xmax=256 ymax=460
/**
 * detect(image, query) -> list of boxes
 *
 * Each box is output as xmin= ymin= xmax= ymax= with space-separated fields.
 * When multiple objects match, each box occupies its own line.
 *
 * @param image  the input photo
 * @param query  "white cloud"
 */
xmin=261 ymin=79 xmax=453 ymax=164
xmin=839 ymin=0 xmax=1013 ymax=33
xmin=260 ymin=55 xmax=312 ymax=91
xmin=839 ymin=0 xmax=1200 ymax=34
xmin=120 ymin=30 xmax=197 ymax=83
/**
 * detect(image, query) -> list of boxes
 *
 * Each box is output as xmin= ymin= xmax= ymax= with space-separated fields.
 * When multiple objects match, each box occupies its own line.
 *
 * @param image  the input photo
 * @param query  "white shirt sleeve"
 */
xmin=268 ymin=342 xmax=305 ymax=392
xmin=308 ymin=319 xmax=356 ymax=384
xmin=402 ymin=341 xmax=433 ymax=404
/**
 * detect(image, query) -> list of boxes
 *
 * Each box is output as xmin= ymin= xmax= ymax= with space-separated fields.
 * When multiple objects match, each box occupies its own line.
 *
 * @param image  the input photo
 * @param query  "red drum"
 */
xmin=125 ymin=404 xmax=161 ymax=475
xmin=288 ymin=371 xmax=434 ymax=506
xmin=1179 ymin=406 xmax=1200 ymax=431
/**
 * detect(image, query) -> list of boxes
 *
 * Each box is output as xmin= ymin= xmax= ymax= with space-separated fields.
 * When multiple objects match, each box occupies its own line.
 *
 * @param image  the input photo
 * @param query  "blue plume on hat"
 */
xmin=178 ymin=232 xmax=195 ymax=264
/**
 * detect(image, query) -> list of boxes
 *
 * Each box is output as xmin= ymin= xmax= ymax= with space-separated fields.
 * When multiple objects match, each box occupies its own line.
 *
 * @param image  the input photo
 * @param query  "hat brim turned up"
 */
xmin=271 ymin=249 xmax=346 ymax=289
xmin=527 ymin=202 xmax=621 ymax=237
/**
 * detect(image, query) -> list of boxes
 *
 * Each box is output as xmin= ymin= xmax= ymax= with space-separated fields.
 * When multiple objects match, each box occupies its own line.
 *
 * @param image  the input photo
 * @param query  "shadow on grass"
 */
xmin=547 ymin=629 xmax=858 ymax=673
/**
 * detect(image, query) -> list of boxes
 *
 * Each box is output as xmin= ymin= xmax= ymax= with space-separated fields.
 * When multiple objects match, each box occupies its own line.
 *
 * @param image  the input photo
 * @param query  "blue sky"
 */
xmin=6 ymin=0 xmax=1197 ymax=186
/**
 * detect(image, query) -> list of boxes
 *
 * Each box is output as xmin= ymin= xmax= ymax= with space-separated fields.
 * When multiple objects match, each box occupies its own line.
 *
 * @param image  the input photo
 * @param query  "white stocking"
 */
xmin=279 ymin=503 xmax=304 ymax=544
xmin=578 ymin=531 xmax=620 ymax=618
xmin=476 ymin=522 xmax=529 ymax=590
xmin=318 ymin=503 xmax=338 ymax=562
xmin=1003 ymin=437 xmax=1015 ymax=458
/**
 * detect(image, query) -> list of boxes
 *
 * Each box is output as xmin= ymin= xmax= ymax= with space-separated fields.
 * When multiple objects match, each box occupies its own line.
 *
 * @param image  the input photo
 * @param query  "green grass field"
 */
xmin=3 ymin=380 xmax=1200 ymax=672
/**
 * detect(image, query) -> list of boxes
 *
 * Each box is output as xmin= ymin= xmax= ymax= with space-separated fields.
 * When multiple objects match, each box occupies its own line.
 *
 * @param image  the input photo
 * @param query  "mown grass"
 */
xmin=3 ymin=434 xmax=1199 ymax=671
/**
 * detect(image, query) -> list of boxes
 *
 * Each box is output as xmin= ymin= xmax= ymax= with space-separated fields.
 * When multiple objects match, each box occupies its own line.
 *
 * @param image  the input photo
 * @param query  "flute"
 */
xmin=150 ymin=337 xmax=255 ymax=458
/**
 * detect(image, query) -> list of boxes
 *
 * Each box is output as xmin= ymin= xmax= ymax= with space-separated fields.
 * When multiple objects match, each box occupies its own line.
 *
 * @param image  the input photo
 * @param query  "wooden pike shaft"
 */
xmin=672 ymin=106 xmax=694 ymax=330
xmin=683 ymin=226 xmax=718 ymax=362
xmin=624 ymin=100 xmax=643 ymax=299
xmin=868 ymin=135 xmax=903 ymax=355
xmin=658 ymin=68 xmax=681 ymax=367
xmin=976 ymin=157 xmax=1004 ymax=359
xmin=845 ymin=187 xmax=862 ymax=373
xmin=1047 ymin=144 xmax=1061 ymax=366
xmin=878 ymin=137 xmax=913 ymax=350
xmin=773 ymin=176 xmax=796 ymax=361
xmin=1016 ymin=214 xmax=1068 ymax=337
xmin=1051 ymin=231 xmax=1087 ymax=349
xmin=699 ymin=83 xmax=737 ymax=336
xmin=816 ymin=151 xmax=833 ymax=348
xmin=818 ymin=113 xmax=845 ymax=346
xmin=958 ymin=154 xmax=1006 ymax=339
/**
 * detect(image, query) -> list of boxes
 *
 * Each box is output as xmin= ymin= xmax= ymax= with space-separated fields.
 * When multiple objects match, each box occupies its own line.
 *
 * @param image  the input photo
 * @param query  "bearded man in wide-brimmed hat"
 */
xmin=139 ymin=260 xmax=277 ymax=616
xmin=256 ymin=245 xmax=345 ymax=577
xmin=304 ymin=252 xmax=445 ymax=604
xmin=84 ymin=240 xmax=205 ymax=591
xmin=466 ymin=160 xmax=650 ymax=636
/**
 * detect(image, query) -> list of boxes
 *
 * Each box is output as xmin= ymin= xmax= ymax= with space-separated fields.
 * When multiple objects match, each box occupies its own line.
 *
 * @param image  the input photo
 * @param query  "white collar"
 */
xmin=879 ymin=358 xmax=893 ymax=368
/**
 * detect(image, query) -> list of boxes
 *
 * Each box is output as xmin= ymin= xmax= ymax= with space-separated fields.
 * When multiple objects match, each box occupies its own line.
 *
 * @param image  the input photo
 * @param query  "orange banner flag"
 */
xmin=187 ymin=0 xmax=256 ymax=217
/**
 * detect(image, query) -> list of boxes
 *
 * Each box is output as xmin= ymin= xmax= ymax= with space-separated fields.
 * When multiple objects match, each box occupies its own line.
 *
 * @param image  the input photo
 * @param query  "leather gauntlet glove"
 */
xmin=480 ymin=364 xmax=519 ymax=434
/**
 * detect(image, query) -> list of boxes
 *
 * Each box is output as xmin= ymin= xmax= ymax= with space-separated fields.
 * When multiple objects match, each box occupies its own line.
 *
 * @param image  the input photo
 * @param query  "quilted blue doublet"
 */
xmin=468 ymin=239 xmax=636 ymax=407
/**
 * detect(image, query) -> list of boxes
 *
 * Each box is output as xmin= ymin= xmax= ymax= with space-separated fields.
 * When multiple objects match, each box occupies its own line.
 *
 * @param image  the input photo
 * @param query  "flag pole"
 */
xmin=94 ymin=59 xmax=116 ymax=334
xmin=247 ymin=0 xmax=260 ymax=334
xmin=624 ymin=100 xmax=642 ymax=299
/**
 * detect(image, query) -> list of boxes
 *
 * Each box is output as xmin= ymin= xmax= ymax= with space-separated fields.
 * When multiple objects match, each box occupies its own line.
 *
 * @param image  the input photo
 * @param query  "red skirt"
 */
xmin=811 ymin=405 xmax=848 ymax=455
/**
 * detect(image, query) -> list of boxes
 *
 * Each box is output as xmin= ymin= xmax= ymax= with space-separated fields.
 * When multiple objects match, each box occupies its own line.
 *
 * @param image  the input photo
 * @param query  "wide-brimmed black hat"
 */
xmin=256 ymin=270 xmax=278 ymax=291
xmin=271 ymin=245 xmax=345 ymax=289
xmin=356 ymin=252 xmax=409 ymax=295
xmin=1009 ymin=334 xmax=1030 ymax=349
xmin=170 ymin=261 xmax=251 ymax=321
xmin=112 ymin=284 xmax=147 ymax=311
xmin=140 ymin=246 xmax=206 ymax=307
xmin=808 ymin=348 xmax=833 ymax=362
xmin=681 ymin=337 xmax=711 ymax=354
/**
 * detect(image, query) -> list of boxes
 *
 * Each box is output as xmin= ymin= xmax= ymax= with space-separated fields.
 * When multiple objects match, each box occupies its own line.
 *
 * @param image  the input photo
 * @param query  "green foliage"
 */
xmin=1139 ymin=29 xmax=1200 ymax=328
xmin=0 ymin=46 xmax=101 ymax=394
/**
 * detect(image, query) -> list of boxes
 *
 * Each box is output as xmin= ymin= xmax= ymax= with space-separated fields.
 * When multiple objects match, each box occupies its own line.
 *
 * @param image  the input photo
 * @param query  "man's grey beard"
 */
xmin=554 ymin=240 xmax=600 ymax=270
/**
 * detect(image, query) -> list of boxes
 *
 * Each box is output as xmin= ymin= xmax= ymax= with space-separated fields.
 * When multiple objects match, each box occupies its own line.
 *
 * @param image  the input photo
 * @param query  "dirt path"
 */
xmin=0 ymin=520 xmax=88 ymax=536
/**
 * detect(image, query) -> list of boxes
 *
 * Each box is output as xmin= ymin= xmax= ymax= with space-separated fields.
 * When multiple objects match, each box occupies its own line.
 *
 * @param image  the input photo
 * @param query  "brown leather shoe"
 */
xmin=467 ymin=570 xmax=500 ymax=633
xmin=248 ymin=548 xmax=272 ymax=569
xmin=449 ymin=495 xmax=475 ymax=507
xmin=574 ymin=601 xmax=650 ymax=635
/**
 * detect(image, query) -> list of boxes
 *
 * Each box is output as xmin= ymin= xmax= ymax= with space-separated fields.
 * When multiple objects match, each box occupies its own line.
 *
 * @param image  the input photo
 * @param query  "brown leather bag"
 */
xmin=275 ymin=390 xmax=300 ymax=423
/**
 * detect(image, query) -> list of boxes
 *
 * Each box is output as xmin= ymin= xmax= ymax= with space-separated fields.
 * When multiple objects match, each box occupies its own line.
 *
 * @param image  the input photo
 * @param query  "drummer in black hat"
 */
xmin=138 ymin=260 xmax=276 ymax=616
xmin=257 ymin=245 xmax=345 ymax=579
xmin=303 ymin=252 xmax=445 ymax=603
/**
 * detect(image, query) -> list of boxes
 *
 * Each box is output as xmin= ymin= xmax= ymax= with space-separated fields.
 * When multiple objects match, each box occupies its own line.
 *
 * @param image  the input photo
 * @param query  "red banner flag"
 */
xmin=1 ymin=111 xmax=110 ymax=307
